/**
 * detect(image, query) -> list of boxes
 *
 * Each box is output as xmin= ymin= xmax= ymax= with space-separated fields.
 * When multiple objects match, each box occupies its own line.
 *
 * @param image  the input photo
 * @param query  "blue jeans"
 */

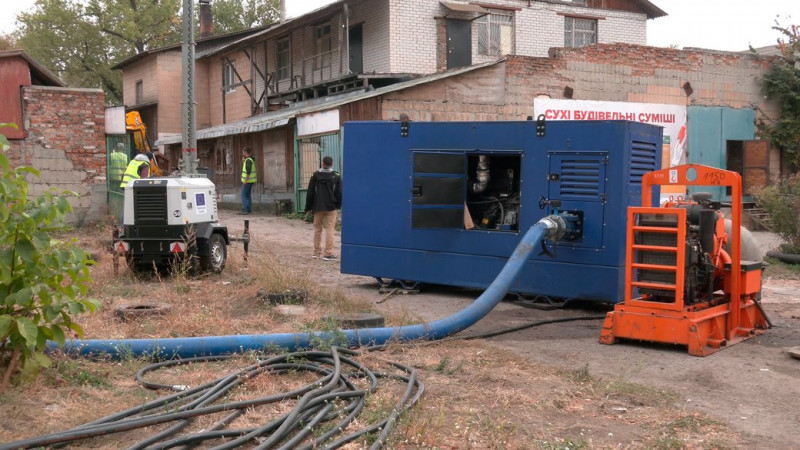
xmin=241 ymin=183 xmax=253 ymax=213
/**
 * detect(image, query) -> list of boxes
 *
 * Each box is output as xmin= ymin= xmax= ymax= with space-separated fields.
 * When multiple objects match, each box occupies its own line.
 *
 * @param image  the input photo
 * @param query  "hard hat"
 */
xmin=134 ymin=154 xmax=149 ymax=162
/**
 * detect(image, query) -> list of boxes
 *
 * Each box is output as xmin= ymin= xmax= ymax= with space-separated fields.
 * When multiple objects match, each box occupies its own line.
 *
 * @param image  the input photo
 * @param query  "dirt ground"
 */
xmin=1 ymin=209 xmax=799 ymax=448
xmin=234 ymin=210 xmax=800 ymax=449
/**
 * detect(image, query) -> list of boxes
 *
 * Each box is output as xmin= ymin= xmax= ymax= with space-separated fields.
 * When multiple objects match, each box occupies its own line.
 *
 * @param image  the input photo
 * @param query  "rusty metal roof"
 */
xmin=155 ymin=59 xmax=503 ymax=146
xmin=0 ymin=49 xmax=66 ymax=87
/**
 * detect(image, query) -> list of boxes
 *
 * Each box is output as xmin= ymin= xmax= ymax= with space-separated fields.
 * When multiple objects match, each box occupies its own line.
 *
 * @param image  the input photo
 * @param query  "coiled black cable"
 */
xmin=0 ymin=347 xmax=423 ymax=450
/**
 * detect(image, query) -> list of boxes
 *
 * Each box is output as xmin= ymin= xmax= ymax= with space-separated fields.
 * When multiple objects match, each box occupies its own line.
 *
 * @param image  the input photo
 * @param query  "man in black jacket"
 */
xmin=304 ymin=156 xmax=342 ymax=260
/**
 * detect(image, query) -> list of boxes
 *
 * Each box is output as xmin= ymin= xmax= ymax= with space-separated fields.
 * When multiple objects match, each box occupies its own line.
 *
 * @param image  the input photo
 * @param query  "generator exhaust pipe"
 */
xmin=61 ymin=215 xmax=570 ymax=359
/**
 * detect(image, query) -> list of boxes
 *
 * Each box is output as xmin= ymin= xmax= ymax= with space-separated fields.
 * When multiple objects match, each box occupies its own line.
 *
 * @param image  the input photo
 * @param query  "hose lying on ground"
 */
xmin=0 ymin=347 xmax=423 ymax=450
xmin=766 ymin=250 xmax=800 ymax=265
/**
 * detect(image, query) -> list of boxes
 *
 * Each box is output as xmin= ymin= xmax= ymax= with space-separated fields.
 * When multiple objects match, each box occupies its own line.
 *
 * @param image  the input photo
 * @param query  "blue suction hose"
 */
xmin=61 ymin=216 xmax=567 ymax=359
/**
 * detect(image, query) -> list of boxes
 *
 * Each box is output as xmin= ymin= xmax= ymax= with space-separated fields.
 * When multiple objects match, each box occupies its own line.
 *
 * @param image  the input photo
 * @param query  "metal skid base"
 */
xmin=599 ymin=299 xmax=769 ymax=356
xmin=511 ymin=293 xmax=568 ymax=310
xmin=375 ymin=278 xmax=421 ymax=295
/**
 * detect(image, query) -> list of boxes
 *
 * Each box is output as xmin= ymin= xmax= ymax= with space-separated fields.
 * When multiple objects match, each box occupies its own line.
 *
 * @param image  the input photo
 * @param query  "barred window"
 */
xmin=477 ymin=12 xmax=513 ymax=56
xmin=565 ymin=16 xmax=597 ymax=48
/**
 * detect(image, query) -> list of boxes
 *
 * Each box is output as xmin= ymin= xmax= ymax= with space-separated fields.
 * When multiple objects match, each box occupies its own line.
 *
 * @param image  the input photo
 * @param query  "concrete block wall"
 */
xmin=16 ymin=86 xmax=107 ymax=225
xmin=529 ymin=44 xmax=778 ymax=115
xmin=381 ymin=44 xmax=779 ymax=127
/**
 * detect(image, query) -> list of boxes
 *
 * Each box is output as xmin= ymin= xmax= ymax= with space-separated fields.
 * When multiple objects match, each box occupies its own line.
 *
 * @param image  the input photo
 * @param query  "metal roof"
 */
xmin=0 ymin=50 xmax=66 ymax=87
xmin=440 ymin=1 xmax=489 ymax=14
xmin=155 ymin=59 xmax=503 ymax=146
xmin=637 ymin=0 xmax=667 ymax=19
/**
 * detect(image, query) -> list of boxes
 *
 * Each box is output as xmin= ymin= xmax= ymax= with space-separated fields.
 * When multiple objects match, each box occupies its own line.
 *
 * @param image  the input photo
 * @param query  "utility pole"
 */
xmin=181 ymin=0 xmax=198 ymax=175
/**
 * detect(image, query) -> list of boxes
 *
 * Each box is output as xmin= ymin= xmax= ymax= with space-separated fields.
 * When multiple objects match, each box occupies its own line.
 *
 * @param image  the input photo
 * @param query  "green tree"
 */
xmin=758 ymin=23 xmax=800 ymax=170
xmin=14 ymin=0 xmax=278 ymax=104
xmin=212 ymin=0 xmax=280 ymax=34
xmin=0 ymin=123 xmax=99 ymax=391
xmin=0 ymin=34 xmax=16 ymax=51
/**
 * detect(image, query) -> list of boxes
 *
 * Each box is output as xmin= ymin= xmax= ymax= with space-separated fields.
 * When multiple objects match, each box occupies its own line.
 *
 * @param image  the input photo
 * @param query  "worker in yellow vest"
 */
xmin=120 ymin=154 xmax=151 ymax=188
xmin=239 ymin=147 xmax=257 ymax=215
xmin=109 ymin=143 xmax=129 ymax=188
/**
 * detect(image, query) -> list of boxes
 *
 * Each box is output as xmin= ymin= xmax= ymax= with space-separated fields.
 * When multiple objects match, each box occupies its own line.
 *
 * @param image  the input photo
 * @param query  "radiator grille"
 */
xmin=629 ymin=140 xmax=658 ymax=184
xmin=133 ymin=186 xmax=168 ymax=225
xmin=559 ymin=159 xmax=601 ymax=197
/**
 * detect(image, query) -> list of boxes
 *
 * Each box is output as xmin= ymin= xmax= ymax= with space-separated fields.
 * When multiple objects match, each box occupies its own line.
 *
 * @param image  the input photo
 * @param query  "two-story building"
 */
xmin=116 ymin=0 xmax=667 ymax=209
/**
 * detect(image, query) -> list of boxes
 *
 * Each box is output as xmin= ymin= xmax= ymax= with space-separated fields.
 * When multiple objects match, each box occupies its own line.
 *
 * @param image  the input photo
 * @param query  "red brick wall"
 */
xmin=8 ymin=85 xmax=107 ymax=224
xmin=24 ymin=86 xmax=106 ymax=175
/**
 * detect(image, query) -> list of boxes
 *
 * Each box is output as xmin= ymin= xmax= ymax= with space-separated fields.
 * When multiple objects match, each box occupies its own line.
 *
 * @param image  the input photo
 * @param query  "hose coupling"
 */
xmin=539 ymin=212 xmax=583 ymax=242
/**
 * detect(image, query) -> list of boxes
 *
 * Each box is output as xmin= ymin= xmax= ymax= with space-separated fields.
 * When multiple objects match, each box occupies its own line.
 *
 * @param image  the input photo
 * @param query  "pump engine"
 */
xmin=636 ymin=193 xmax=727 ymax=305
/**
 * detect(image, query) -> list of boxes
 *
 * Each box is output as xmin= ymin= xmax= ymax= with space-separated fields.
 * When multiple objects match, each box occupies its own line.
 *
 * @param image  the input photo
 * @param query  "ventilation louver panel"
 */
xmin=560 ymin=158 xmax=602 ymax=198
xmin=133 ymin=186 xmax=168 ymax=225
xmin=630 ymin=140 xmax=658 ymax=184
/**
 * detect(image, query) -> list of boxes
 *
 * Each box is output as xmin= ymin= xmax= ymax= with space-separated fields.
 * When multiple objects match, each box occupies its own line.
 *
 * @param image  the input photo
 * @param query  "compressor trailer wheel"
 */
xmin=201 ymin=233 xmax=227 ymax=273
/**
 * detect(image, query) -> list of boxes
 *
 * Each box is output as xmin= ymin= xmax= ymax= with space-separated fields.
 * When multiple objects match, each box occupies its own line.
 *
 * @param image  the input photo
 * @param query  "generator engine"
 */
xmin=466 ymin=154 xmax=521 ymax=231
xmin=637 ymin=193 xmax=726 ymax=305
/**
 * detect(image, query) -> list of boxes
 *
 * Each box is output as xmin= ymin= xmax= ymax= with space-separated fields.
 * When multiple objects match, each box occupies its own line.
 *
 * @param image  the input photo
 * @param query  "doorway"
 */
xmin=349 ymin=24 xmax=363 ymax=74
xmin=446 ymin=19 xmax=471 ymax=69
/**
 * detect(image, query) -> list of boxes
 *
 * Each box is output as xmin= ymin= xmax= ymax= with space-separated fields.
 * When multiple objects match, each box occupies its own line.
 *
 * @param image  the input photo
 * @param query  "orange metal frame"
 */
xmin=599 ymin=164 xmax=769 ymax=356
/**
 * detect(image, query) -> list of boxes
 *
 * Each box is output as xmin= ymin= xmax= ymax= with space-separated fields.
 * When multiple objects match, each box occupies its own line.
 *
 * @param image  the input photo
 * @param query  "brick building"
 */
xmin=117 ymin=0 xmax=666 ymax=207
xmin=0 ymin=50 xmax=107 ymax=224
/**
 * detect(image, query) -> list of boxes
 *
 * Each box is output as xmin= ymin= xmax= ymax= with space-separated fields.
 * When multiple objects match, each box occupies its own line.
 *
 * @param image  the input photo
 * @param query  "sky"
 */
xmin=1 ymin=0 xmax=798 ymax=52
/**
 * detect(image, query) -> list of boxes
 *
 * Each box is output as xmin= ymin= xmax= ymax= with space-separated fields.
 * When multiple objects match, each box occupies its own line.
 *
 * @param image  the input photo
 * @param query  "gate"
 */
xmin=295 ymin=132 xmax=341 ymax=212
xmin=106 ymin=135 xmax=129 ymax=221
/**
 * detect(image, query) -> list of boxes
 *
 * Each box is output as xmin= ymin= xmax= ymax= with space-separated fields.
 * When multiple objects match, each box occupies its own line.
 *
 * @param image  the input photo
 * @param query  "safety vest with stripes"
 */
xmin=120 ymin=160 xmax=149 ymax=188
xmin=241 ymin=157 xmax=257 ymax=184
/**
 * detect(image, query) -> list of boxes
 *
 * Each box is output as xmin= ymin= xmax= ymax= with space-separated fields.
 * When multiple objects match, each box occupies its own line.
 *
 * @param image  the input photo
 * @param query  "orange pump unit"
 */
xmin=599 ymin=164 xmax=769 ymax=356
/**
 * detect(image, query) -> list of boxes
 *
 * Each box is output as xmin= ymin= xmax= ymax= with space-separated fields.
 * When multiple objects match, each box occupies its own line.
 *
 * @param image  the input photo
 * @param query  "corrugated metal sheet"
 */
xmin=156 ymin=59 xmax=503 ymax=146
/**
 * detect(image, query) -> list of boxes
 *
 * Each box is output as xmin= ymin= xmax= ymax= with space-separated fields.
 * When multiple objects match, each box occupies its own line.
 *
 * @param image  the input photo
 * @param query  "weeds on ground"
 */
xmin=764 ymin=256 xmax=800 ymax=279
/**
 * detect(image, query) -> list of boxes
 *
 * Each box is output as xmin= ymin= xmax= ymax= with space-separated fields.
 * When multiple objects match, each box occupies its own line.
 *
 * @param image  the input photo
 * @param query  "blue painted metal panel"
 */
xmin=341 ymin=120 xmax=663 ymax=304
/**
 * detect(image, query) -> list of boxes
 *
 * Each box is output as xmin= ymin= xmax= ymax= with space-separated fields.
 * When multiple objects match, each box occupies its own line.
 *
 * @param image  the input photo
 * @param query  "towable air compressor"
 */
xmin=341 ymin=119 xmax=663 ymax=304
xmin=112 ymin=176 xmax=249 ymax=275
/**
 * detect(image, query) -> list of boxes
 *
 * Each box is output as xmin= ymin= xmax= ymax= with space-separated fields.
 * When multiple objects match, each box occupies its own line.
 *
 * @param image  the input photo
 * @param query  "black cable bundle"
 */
xmin=0 ymin=347 xmax=424 ymax=450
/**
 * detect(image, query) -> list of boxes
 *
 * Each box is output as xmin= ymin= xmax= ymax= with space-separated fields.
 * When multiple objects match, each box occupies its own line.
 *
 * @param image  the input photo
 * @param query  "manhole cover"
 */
xmin=323 ymin=313 xmax=385 ymax=329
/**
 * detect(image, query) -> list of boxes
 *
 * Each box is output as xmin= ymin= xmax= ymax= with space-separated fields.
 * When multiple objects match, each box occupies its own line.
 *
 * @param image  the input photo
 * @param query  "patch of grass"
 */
xmin=283 ymin=211 xmax=313 ymax=223
xmin=600 ymin=379 xmax=679 ymax=407
xmin=433 ymin=355 xmax=464 ymax=375
xmin=53 ymin=360 xmax=110 ymax=387
xmin=297 ymin=318 xmax=349 ymax=350
xmin=565 ymin=364 xmax=594 ymax=383
xmin=764 ymin=256 xmax=800 ymax=279
xmin=541 ymin=437 xmax=590 ymax=450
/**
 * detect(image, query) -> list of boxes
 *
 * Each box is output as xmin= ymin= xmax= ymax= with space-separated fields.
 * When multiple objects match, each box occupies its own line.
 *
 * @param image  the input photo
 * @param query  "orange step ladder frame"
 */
xmin=599 ymin=164 xmax=769 ymax=356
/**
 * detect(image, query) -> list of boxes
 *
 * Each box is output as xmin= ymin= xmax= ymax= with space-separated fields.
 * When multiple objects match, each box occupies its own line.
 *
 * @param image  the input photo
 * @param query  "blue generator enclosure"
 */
xmin=341 ymin=120 xmax=663 ymax=303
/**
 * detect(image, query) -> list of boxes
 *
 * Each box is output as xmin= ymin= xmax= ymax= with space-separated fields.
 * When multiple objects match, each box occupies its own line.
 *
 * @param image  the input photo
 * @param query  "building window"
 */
xmin=565 ymin=17 xmax=597 ymax=48
xmin=135 ymin=80 xmax=143 ymax=104
xmin=477 ymin=11 xmax=514 ymax=56
xmin=223 ymin=62 xmax=236 ymax=93
xmin=315 ymin=23 xmax=332 ymax=69
xmin=276 ymin=37 xmax=291 ymax=80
